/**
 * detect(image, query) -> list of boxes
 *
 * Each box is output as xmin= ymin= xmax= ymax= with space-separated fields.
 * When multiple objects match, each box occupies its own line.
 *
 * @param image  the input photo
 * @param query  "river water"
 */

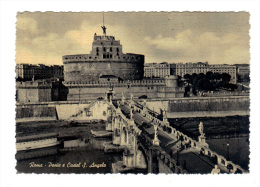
xmin=16 ymin=138 xmax=123 ymax=174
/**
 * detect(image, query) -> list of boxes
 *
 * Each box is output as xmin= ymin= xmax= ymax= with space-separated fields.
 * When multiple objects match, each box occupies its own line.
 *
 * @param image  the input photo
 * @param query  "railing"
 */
xmin=130 ymin=100 xmax=247 ymax=173
xmin=138 ymin=127 xmax=188 ymax=173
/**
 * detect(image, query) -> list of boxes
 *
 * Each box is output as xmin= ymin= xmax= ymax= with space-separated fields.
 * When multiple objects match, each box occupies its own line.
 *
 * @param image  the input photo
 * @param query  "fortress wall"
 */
xmin=38 ymin=88 xmax=52 ymax=102
xmin=17 ymin=88 xmax=39 ymax=102
xmin=145 ymin=96 xmax=250 ymax=115
xmin=55 ymin=101 xmax=108 ymax=121
xmin=64 ymin=78 xmax=166 ymax=85
xmin=66 ymin=86 xmax=168 ymax=101
xmin=55 ymin=103 xmax=90 ymax=120
xmin=64 ymin=60 xmax=144 ymax=82
xmin=15 ymin=101 xmax=108 ymax=122
xmin=16 ymin=105 xmax=56 ymax=119
xmin=168 ymin=97 xmax=249 ymax=113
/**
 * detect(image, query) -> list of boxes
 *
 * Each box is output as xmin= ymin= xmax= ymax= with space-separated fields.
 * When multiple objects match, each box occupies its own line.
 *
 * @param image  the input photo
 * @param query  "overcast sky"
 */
xmin=16 ymin=12 xmax=250 ymax=65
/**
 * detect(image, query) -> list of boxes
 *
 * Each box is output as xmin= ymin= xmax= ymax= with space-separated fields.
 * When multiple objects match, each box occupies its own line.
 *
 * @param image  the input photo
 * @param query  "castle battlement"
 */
xmin=63 ymin=79 xmax=166 ymax=87
xmin=16 ymin=81 xmax=53 ymax=88
xmin=62 ymin=53 xmax=144 ymax=63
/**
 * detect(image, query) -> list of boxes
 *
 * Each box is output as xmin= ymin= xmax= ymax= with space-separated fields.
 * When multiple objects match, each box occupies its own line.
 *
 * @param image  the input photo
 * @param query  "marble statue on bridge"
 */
xmin=199 ymin=121 xmax=205 ymax=137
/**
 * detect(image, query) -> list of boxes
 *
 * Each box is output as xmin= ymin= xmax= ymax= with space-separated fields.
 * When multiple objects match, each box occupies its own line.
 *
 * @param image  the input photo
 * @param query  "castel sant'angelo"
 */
xmin=62 ymin=24 xmax=184 ymax=101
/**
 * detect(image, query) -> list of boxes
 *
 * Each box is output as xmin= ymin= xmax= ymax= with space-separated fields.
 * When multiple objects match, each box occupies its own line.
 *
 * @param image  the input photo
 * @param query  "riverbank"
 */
xmin=16 ymin=120 xmax=107 ymax=138
xmin=167 ymin=110 xmax=249 ymax=118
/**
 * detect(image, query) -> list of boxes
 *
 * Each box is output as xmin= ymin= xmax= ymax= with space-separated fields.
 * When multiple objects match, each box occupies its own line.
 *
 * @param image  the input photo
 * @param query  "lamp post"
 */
xmin=227 ymin=143 xmax=230 ymax=160
xmin=223 ymin=141 xmax=230 ymax=160
xmin=176 ymin=145 xmax=180 ymax=166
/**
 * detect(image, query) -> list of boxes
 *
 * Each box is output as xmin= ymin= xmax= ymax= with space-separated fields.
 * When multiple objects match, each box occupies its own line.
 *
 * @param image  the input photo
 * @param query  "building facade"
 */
xmin=176 ymin=62 xmax=209 ymax=77
xmin=208 ymin=64 xmax=237 ymax=83
xmin=175 ymin=62 xmax=237 ymax=84
xmin=233 ymin=64 xmax=250 ymax=75
xmin=16 ymin=64 xmax=64 ymax=80
xmin=144 ymin=62 xmax=171 ymax=78
xmin=237 ymin=66 xmax=250 ymax=75
xmin=145 ymin=62 xmax=237 ymax=84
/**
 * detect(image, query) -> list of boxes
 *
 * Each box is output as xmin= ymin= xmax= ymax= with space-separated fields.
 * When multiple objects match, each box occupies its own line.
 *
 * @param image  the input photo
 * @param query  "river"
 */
xmin=16 ymin=137 xmax=123 ymax=173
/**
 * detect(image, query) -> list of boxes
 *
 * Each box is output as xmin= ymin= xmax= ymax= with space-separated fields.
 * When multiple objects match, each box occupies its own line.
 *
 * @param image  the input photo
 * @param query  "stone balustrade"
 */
xmin=126 ymin=100 xmax=247 ymax=174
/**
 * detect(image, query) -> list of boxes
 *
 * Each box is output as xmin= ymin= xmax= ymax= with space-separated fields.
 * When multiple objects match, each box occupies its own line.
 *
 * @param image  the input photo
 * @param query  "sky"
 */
xmin=16 ymin=12 xmax=250 ymax=65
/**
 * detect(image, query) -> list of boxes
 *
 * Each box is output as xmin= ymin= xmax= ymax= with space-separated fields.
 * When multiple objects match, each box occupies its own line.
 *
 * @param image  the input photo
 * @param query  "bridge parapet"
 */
xmin=108 ymin=99 xmax=246 ymax=173
xmin=127 ymin=99 xmax=247 ymax=174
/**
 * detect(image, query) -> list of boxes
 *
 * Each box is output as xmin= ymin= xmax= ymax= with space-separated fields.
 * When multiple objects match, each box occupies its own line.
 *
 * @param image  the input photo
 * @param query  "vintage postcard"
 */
xmin=15 ymin=12 xmax=250 ymax=174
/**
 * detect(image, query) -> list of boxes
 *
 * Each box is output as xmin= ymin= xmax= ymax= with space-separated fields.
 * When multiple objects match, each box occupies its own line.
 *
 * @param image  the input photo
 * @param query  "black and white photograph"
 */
xmin=15 ymin=12 xmax=250 ymax=174
xmin=0 ymin=1 xmax=260 ymax=187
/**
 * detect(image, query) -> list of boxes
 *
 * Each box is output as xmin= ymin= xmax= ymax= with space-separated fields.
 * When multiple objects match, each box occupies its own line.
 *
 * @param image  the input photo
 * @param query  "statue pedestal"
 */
xmin=211 ymin=165 xmax=220 ymax=174
xmin=199 ymin=136 xmax=209 ymax=148
xmin=129 ymin=119 xmax=135 ymax=127
xmin=106 ymin=123 xmax=112 ymax=131
xmin=163 ymin=121 xmax=170 ymax=127
xmin=153 ymin=139 xmax=160 ymax=146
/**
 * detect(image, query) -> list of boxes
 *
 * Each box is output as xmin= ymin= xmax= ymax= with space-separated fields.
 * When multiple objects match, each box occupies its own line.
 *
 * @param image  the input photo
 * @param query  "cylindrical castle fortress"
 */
xmin=63 ymin=34 xmax=144 ymax=82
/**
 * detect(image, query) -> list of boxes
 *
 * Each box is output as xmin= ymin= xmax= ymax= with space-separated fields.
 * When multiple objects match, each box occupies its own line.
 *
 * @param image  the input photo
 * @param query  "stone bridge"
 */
xmin=105 ymin=95 xmax=247 ymax=174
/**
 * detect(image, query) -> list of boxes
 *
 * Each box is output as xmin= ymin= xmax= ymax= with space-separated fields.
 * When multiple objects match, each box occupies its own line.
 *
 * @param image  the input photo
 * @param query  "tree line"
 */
xmin=180 ymin=72 xmax=238 ymax=96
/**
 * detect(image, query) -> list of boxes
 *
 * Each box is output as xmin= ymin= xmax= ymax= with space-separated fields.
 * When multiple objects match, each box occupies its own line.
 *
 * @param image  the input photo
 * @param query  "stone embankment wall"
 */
xmin=145 ymin=96 xmax=249 ymax=118
xmin=16 ymin=104 xmax=57 ymax=122
xmin=16 ymin=101 xmax=109 ymax=123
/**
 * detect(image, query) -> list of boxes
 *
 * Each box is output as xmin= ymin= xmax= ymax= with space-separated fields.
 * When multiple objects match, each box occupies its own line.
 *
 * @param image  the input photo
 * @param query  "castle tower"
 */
xmin=163 ymin=75 xmax=180 ymax=98
xmin=63 ymin=26 xmax=144 ymax=82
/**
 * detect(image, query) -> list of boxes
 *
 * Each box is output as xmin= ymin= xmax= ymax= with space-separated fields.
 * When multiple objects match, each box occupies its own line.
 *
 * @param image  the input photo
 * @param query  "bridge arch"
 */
xmin=120 ymin=126 xmax=128 ymax=145
xmin=166 ymin=126 xmax=172 ymax=134
xmin=211 ymin=154 xmax=218 ymax=164
xmin=200 ymin=147 xmax=205 ymax=155
xmin=226 ymin=163 xmax=234 ymax=172
xmin=136 ymin=145 xmax=149 ymax=173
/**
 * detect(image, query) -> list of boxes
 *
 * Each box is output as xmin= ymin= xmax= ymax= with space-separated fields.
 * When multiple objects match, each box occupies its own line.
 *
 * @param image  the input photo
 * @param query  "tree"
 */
xmin=243 ymin=74 xmax=250 ymax=82
xmin=221 ymin=73 xmax=231 ymax=84
xmin=206 ymin=71 xmax=213 ymax=81
xmin=191 ymin=73 xmax=198 ymax=79
xmin=227 ymin=83 xmax=238 ymax=91
xmin=216 ymin=81 xmax=224 ymax=89
xmin=184 ymin=74 xmax=192 ymax=84
xmin=212 ymin=73 xmax=221 ymax=82
xmin=192 ymin=85 xmax=197 ymax=95
xmin=198 ymin=73 xmax=206 ymax=80
xmin=177 ymin=75 xmax=184 ymax=87
xmin=184 ymin=85 xmax=191 ymax=97
xmin=190 ymin=73 xmax=197 ymax=85
xmin=198 ymin=78 xmax=211 ymax=91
